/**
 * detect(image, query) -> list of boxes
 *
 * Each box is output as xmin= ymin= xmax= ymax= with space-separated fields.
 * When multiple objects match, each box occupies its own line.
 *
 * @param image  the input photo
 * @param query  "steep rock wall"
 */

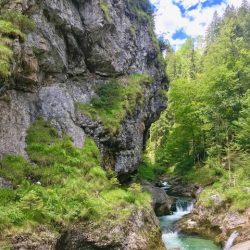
xmin=0 ymin=0 xmax=166 ymax=176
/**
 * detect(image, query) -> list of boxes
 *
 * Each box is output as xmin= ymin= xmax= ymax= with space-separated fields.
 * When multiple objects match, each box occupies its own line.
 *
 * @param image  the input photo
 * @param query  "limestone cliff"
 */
xmin=0 ymin=0 xmax=166 ymax=177
xmin=0 ymin=1 xmax=166 ymax=249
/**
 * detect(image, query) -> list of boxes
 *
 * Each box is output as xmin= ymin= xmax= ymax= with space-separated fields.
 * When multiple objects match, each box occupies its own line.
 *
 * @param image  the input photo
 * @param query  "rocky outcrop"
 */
xmin=179 ymin=204 xmax=250 ymax=246
xmin=143 ymin=182 xmax=173 ymax=216
xmin=8 ymin=208 xmax=165 ymax=250
xmin=10 ymin=226 xmax=58 ymax=250
xmin=0 ymin=0 xmax=166 ymax=176
xmin=161 ymin=176 xmax=200 ymax=198
xmin=56 ymin=209 xmax=165 ymax=250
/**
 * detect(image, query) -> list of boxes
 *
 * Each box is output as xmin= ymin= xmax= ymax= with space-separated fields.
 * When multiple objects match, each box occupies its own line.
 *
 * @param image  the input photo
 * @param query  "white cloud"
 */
xmin=173 ymin=0 xmax=207 ymax=9
xmin=151 ymin=0 xmax=244 ymax=49
xmin=227 ymin=0 xmax=242 ymax=8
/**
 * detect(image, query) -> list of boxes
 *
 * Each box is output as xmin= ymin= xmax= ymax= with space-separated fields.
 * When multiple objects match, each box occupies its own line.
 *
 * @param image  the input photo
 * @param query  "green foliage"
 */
xmin=199 ymin=154 xmax=250 ymax=211
xmin=235 ymin=91 xmax=250 ymax=150
xmin=137 ymin=157 xmax=166 ymax=181
xmin=77 ymin=74 xmax=153 ymax=134
xmin=0 ymin=9 xmax=35 ymax=78
xmin=0 ymin=10 xmax=35 ymax=34
xmin=0 ymin=119 xmax=151 ymax=237
xmin=146 ymin=5 xmax=250 ymax=212
xmin=0 ymin=155 xmax=32 ymax=187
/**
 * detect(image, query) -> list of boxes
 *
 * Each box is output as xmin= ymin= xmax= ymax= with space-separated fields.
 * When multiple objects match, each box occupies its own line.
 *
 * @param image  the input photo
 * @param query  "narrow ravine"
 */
xmin=158 ymin=183 xmax=221 ymax=250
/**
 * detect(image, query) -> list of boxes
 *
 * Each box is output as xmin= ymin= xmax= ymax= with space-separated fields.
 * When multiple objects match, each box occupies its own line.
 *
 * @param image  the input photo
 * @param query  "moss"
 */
xmin=76 ymin=74 xmax=153 ymax=135
xmin=0 ymin=119 xmax=151 ymax=238
xmin=99 ymin=0 xmax=112 ymax=23
xmin=128 ymin=24 xmax=137 ymax=38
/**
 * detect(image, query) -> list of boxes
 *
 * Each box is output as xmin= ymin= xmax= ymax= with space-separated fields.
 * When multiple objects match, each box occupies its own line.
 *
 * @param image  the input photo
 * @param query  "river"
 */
xmin=158 ymin=185 xmax=221 ymax=250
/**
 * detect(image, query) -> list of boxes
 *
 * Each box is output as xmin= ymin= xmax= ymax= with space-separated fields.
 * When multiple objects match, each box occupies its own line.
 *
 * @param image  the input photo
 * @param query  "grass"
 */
xmin=0 ymin=119 xmax=151 ymax=239
xmin=198 ymin=177 xmax=250 ymax=211
xmin=76 ymin=74 xmax=153 ymax=135
xmin=177 ymin=154 xmax=250 ymax=212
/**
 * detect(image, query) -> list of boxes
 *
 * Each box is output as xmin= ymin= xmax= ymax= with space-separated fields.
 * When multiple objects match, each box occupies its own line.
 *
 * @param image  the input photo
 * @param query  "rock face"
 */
xmin=56 ymin=209 xmax=165 ymax=250
xmin=8 ymin=208 xmax=165 ymax=250
xmin=0 ymin=0 xmax=166 ymax=176
xmin=179 ymin=204 xmax=250 ymax=246
xmin=10 ymin=226 xmax=58 ymax=250
xmin=0 ymin=1 xmax=166 ymax=249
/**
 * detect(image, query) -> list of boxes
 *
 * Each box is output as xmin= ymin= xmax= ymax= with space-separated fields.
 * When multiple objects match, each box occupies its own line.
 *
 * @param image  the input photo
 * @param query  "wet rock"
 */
xmin=164 ymin=177 xmax=199 ymax=198
xmin=143 ymin=182 xmax=173 ymax=216
xmin=179 ymin=204 xmax=250 ymax=245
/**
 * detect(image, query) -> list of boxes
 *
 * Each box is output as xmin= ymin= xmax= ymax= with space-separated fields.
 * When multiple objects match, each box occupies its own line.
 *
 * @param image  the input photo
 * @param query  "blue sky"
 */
xmin=150 ymin=0 xmax=243 ymax=48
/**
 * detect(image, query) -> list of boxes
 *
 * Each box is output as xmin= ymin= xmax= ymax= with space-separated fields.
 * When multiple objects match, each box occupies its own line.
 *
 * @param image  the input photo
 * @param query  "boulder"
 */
xmin=230 ymin=241 xmax=250 ymax=250
xmin=55 ymin=209 xmax=165 ymax=250
xmin=143 ymin=182 xmax=174 ymax=216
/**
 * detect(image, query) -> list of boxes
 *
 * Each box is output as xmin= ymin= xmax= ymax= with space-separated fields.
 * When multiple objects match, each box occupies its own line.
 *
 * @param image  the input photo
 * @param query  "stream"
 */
xmin=158 ymin=182 xmax=221 ymax=250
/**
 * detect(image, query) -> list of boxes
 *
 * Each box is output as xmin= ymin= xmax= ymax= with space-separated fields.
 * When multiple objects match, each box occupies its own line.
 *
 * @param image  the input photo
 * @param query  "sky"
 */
xmin=150 ymin=0 xmax=244 ymax=48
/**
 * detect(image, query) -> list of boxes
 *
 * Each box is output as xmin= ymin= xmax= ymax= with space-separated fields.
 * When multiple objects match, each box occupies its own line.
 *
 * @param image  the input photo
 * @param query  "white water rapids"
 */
xmin=158 ymin=182 xmax=221 ymax=250
xmin=223 ymin=231 xmax=239 ymax=250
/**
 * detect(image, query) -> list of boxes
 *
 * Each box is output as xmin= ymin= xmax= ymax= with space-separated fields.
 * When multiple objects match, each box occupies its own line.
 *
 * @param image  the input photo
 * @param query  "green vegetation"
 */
xmin=99 ymin=0 xmax=112 ymax=23
xmin=0 ymin=119 xmax=151 ymax=238
xmin=137 ymin=157 xmax=166 ymax=181
xmin=77 ymin=74 xmax=153 ymax=134
xmin=145 ymin=4 xmax=250 ymax=211
xmin=0 ymin=6 xmax=35 ymax=78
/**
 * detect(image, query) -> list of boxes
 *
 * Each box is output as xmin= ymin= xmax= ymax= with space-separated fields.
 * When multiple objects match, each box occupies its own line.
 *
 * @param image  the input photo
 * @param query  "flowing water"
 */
xmin=223 ymin=231 xmax=239 ymax=250
xmin=159 ymin=195 xmax=221 ymax=250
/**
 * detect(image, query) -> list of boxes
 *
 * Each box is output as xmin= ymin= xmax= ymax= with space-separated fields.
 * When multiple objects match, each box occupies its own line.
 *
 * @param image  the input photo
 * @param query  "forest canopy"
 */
xmin=146 ymin=2 xmax=250 ymax=211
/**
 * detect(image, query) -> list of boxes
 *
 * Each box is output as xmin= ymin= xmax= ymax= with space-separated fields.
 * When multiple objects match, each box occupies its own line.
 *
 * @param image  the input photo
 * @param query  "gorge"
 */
xmin=0 ymin=0 xmax=250 ymax=250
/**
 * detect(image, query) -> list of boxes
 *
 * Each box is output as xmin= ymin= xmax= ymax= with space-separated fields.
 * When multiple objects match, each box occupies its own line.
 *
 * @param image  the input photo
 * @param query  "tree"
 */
xmin=205 ymin=11 xmax=221 ymax=45
xmin=148 ymin=4 xmax=250 ymax=176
